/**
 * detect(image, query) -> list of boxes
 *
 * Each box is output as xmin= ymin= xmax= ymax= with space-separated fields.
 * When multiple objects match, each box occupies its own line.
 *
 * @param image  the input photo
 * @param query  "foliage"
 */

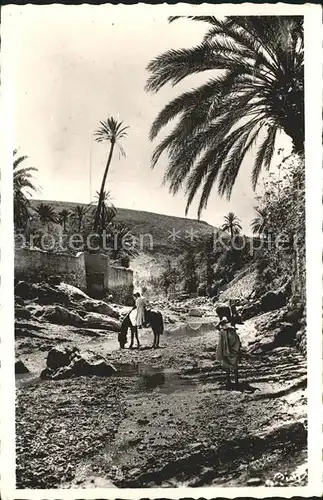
xmin=91 ymin=190 xmax=117 ymax=236
xmin=159 ymin=259 xmax=181 ymax=295
xmin=93 ymin=117 xmax=129 ymax=231
xmin=71 ymin=205 xmax=90 ymax=232
xmin=35 ymin=203 xmax=57 ymax=226
xmin=13 ymin=150 xmax=38 ymax=230
xmin=253 ymin=153 xmax=305 ymax=296
xmin=180 ymin=247 xmax=198 ymax=294
xmin=221 ymin=212 xmax=242 ymax=238
xmin=146 ymin=16 xmax=304 ymax=217
xmin=251 ymin=207 xmax=270 ymax=236
xmin=58 ymin=209 xmax=71 ymax=231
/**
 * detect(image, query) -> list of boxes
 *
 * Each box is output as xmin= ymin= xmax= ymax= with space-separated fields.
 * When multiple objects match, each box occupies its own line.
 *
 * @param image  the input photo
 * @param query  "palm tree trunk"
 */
xmin=94 ymin=140 xmax=115 ymax=232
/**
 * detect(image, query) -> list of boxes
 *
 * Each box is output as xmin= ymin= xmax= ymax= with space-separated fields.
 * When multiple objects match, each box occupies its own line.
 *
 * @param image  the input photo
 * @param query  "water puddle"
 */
xmin=112 ymin=362 xmax=196 ymax=394
xmin=16 ymin=362 xmax=195 ymax=394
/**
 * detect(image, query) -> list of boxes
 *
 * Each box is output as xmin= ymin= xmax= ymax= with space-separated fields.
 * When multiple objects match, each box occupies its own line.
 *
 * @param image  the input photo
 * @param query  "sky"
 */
xmin=5 ymin=4 xmax=292 ymax=234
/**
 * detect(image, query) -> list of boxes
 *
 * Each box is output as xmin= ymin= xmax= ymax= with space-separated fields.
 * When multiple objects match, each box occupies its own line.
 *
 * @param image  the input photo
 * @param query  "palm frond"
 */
xmin=252 ymin=126 xmax=277 ymax=189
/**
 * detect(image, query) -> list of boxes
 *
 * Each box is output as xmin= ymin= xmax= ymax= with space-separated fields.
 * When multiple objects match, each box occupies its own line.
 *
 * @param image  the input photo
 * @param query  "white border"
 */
xmin=1 ymin=3 xmax=322 ymax=499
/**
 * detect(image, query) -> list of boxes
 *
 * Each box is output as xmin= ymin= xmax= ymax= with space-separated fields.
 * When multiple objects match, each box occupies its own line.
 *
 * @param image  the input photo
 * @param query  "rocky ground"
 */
xmin=15 ymin=280 xmax=307 ymax=489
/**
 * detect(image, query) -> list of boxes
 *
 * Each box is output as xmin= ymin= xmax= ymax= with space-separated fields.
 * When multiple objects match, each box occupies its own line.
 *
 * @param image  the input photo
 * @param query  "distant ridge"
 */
xmin=30 ymin=199 xmax=220 ymax=253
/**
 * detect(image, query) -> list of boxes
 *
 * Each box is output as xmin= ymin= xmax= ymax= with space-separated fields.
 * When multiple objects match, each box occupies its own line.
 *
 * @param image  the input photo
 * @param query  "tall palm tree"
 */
xmin=93 ymin=117 xmax=129 ymax=231
xmin=146 ymin=16 xmax=304 ymax=218
xmin=58 ymin=209 xmax=71 ymax=232
xmin=221 ymin=212 xmax=242 ymax=239
xmin=35 ymin=203 xmax=57 ymax=230
xmin=72 ymin=204 xmax=89 ymax=232
xmin=13 ymin=150 xmax=38 ymax=229
xmin=251 ymin=207 xmax=270 ymax=236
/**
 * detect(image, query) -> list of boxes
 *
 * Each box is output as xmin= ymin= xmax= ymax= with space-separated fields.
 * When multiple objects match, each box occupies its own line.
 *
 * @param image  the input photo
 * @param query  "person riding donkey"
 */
xmin=134 ymin=291 xmax=150 ymax=329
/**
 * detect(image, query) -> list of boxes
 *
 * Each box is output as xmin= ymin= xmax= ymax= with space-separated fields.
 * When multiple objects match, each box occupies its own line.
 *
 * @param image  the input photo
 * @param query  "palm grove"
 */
xmin=14 ymin=16 xmax=305 ymax=300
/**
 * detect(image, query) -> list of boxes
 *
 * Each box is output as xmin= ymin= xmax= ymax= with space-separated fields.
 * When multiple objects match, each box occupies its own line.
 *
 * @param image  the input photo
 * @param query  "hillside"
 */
xmin=29 ymin=199 xmax=219 ymax=253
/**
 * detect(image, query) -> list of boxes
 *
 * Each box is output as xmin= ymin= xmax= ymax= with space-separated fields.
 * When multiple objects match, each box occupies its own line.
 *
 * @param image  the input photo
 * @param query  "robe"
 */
xmin=216 ymin=326 xmax=241 ymax=372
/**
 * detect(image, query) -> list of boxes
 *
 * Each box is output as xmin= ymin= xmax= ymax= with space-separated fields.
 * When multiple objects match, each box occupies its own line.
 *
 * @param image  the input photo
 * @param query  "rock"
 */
xmin=42 ymin=346 xmax=117 ymax=380
xmin=15 ymin=296 xmax=25 ymax=307
xmin=47 ymin=275 xmax=62 ymax=286
xmin=46 ymin=345 xmax=78 ymax=370
xmin=84 ymin=312 xmax=120 ymax=331
xmin=15 ymin=281 xmax=37 ymax=300
xmin=15 ymin=359 xmax=29 ymax=374
xmin=15 ymin=305 xmax=32 ymax=320
xmin=81 ymin=299 xmax=119 ymax=319
xmin=57 ymin=283 xmax=89 ymax=300
xmin=241 ymin=301 xmax=261 ymax=320
xmin=247 ymin=477 xmax=263 ymax=486
xmin=34 ymin=283 xmax=70 ymax=306
xmin=283 ymin=304 xmax=305 ymax=323
xmin=128 ymin=467 xmax=141 ymax=478
xmin=260 ymin=291 xmax=285 ymax=312
xmin=40 ymin=305 xmax=85 ymax=326
xmin=273 ymin=322 xmax=299 ymax=347
xmin=137 ymin=418 xmax=149 ymax=426
xmin=189 ymin=442 xmax=202 ymax=450
xmin=188 ymin=308 xmax=203 ymax=317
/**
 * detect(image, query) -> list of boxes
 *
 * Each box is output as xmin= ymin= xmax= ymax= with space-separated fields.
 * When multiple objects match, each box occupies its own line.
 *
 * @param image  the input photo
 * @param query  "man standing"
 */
xmin=216 ymin=319 xmax=241 ymax=389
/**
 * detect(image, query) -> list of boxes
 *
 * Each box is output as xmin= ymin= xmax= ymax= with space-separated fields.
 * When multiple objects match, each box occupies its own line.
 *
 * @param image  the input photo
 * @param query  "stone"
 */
xmin=137 ymin=418 xmax=149 ymax=426
xmin=35 ymin=284 xmax=70 ymax=306
xmin=247 ymin=477 xmax=263 ymax=486
xmin=41 ymin=305 xmax=85 ymax=326
xmin=81 ymin=299 xmax=119 ymax=319
xmin=47 ymin=275 xmax=62 ymax=286
xmin=42 ymin=346 xmax=117 ymax=380
xmin=260 ymin=291 xmax=284 ymax=312
xmin=15 ymin=305 xmax=32 ymax=320
xmin=15 ymin=281 xmax=37 ymax=300
xmin=15 ymin=296 xmax=25 ymax=307
xmin=83 ymin=312 xmax=121 ymax=331
xmin=188 ymin=308 xmax=203 ymax=317
xmin=15 ymin=359 xmax=29 ymax=374
xmin=46 ymin=345 xmax=79 ymax=370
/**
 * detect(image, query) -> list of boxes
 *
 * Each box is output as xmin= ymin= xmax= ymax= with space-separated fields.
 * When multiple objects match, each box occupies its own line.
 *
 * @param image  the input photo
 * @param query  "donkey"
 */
xmin=118 ymin=309 xmax=164 ymax=349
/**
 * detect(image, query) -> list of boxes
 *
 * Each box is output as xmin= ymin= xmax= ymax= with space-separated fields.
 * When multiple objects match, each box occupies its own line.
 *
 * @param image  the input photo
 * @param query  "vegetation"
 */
xmin=34 ymin=203 xmax=57 ymax=229
xmin=58 ymin=209 xmax=71 ymax=232
xmin=253 ymin=153 xmax=305 ymax=298
xmin=251 ymin=208 xmax=270 ymax=237
xmin=71 ymin=205 xmax=89 ymax=232
xmin=146 ymin=16 xmax=304 ymax=217
xmin=13 ymin=150 xmax=37 ymax=230
xmin=221 ymin=212 xmax=242 ymax=239
xmin=93 ymin=117 xmax=129 ymax=231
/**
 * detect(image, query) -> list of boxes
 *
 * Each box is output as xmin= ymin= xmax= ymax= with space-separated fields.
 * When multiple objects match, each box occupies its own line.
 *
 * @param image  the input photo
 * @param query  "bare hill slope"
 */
xmin=30 ymin=199 xmax=218 ymax=253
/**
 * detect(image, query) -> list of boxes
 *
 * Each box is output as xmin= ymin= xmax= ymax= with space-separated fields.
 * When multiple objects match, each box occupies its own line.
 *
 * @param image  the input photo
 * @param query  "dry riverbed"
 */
xmin=16 ymin=315 xmax=307 ymax=489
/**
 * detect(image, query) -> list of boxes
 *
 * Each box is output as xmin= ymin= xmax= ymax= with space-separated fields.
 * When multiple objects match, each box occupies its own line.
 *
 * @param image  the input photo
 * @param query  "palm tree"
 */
xmin=35 ymin=203 xmax=57 ymax=230
xmin=71 ymin=205 xmax=89 ymax=232
xmin=221 ymin=212 xmax=242 ymax=239
xmin=93 ymin=117 xmax=129 ymax=231
xmin=92 ymin=190 xmax=117 ymax=235
xmin=146 ymin=16 xmax=304 ymax=217
xmin=251 ymin=207 xmax=270 ymax=237
xmin=58 ymin=209 xmax=71 ymax=232
xmin=13 ymin=150 xmax=37 ymax=229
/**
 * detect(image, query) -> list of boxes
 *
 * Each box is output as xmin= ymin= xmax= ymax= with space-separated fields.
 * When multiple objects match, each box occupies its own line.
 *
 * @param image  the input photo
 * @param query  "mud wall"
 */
xmin=107 ymin=265 xmax=134 ymax=304
xmin=84 ymin=253 xmax=133 ymax=303
xmin=15 ymin=248 xmax=87 ymax=289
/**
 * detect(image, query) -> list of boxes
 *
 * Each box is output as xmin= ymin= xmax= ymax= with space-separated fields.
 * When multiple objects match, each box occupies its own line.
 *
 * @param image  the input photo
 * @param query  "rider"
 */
xmin=134 ymin=291 xmax=150 ymax=329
